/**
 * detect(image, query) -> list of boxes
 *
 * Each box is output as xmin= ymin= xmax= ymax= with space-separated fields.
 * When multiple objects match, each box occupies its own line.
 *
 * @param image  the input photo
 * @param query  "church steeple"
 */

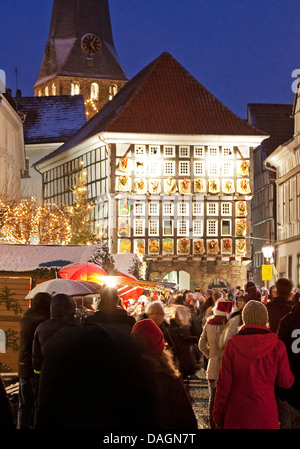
xmin=34 ymin=0 xmax=128 ymax=119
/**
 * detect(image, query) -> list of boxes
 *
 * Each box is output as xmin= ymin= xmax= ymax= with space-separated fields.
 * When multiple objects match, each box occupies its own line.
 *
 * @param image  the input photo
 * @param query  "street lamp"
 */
xmin=262 ymin=242 xmax=274 ymax=262
xmin=262 ymin=242 xmax=275 ymax=290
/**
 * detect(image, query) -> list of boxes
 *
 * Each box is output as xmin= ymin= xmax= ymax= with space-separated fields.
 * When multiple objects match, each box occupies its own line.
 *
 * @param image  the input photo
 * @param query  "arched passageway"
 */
xmin=163 ymin=270 xmax=196 ymax=291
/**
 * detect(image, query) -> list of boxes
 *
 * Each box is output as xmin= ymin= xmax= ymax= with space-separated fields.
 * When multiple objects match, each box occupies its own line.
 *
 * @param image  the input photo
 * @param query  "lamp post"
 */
xmin=262 ymin=241 xmax=275 ymax=289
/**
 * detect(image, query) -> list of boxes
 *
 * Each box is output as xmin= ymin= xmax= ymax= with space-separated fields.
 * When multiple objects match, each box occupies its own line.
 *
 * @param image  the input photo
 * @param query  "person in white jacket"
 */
xmin=219 ymin=295 xmax=247 ymax=352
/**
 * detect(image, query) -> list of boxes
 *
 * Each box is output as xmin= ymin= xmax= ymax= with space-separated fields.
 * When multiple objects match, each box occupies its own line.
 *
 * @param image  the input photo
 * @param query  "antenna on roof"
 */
xmin=13 ymin=67 xmax=18 ymax=93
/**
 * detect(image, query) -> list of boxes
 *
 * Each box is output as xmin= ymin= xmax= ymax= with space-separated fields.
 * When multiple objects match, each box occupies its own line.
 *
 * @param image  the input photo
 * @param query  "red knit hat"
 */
xmin=212 ymin=300 xmax=233 ymax=316
xmin=131 ymin=319 xmax=165 ymax=354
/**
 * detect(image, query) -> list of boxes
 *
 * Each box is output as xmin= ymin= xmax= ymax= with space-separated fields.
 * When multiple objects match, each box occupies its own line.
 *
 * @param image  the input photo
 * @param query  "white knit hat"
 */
xmin=242 ymin=300 xmax=269 ymax=326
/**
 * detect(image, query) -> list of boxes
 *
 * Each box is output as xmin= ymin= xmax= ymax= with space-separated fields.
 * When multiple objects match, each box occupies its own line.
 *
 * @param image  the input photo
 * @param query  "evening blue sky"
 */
xmin=0 ymin=0 xmax=299 ymax=118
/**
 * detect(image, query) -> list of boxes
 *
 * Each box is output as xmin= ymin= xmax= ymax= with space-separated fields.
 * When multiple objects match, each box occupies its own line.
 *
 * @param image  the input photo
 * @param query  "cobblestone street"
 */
xmin=188 ymin=368 xmax=209 ymax=430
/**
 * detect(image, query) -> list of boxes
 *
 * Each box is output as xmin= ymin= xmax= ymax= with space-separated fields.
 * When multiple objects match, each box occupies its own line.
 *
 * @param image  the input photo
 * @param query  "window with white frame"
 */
xmin=177 ymin=219 xmax=189 ymax=236
xmin=207 ymin=202 xmax=219 ymax=216
xmin=222 ymin=161 xmax=234 ymax=177
xmin=149 ymin=219 xmax=159 ymax=236
xmin=209 ymin=147 xmax=218 ymax=157
xmin=163 ymin=146 xmax=175 ymax=157
xmin=194 ymin=146 xmax=205 ymax=157
xmin=221 ymin=203 xmax=232 ymax=216
xmin=208 ymin=161 xmax=219 ymax=176
xmin=149 ymin=145 xmax=160 ymax=157
xmin=194 ymin=161 xmax=205 ymax=176
xmin=134 ymin=219 xmax=145 ymax=236
xmin=193 ymin=220 xmax=203 ymax=236
xmin=163 ymin=219 xmax=173 ymax=236
xmin=134 ymin=202 xmax=145 ymax=216
xmin=177 ymin=202 xmax=189 ymax=216
xmin=207 ymin=219 xmax=218 ymax=236
xmin=221 ymin=219 xmax=232 ymax=236
xmin=149 ymin=202 xmax=159 ymax=216
xmin=179 ymin=146 xmax=190 ymax=157
xmin=163 ymin=202 xmax=174 ymax=216
xmin=149 ymin=160 xmax=161 ymax=176
xmin=179 ymin=161 xmax=190 ymax=176
xmin=135 ymin=145 xmax=145 ymax=156
xmin=222 ymin=147 xmax=233 ymax=157
xmin=164 ymin=161 xmax=175 ymax=176
xmin=193 ymin=202 xmax=204 ymax=216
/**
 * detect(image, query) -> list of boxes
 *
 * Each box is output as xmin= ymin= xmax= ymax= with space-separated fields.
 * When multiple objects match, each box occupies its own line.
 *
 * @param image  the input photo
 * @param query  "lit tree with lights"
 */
xmin=66 ymin=167 xmax=101 ymax=245
xmin=0 ymin=197 xmax=72 ymax=244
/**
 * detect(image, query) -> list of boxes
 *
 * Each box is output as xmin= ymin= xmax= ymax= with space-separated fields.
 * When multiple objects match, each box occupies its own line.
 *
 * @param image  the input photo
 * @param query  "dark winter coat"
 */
xmin=32 ymin=294 xmax=78 ymax=373
xmin=165 ymin=320 xmax=197 ymax=378
xmin=34 ymin=325 xmax=158 ymax=429
xmin=18 ymin=293 xmax=51 ymax=377
xmin=277 ymin=303 xmax=300 ymax=411
xmin=213 ymin=325 xmax=294 ymax=429
xmin=266 ymin=295 xmax=293 ymax=333
xmin=144 ymin=358 xmax=198 ymax=429
xmin=84 ymin=307 xmax=136 ymax=333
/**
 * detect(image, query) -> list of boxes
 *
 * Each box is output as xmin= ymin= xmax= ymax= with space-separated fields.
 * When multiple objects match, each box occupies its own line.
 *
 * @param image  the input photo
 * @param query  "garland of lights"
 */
xmin=0 ymin=197 xmax=72 ymax=244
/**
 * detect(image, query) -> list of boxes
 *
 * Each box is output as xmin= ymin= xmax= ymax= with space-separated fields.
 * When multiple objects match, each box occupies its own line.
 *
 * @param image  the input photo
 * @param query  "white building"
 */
xmin=265 ymin=81 xmax=300 ymax=286
xmin=0 ymin=91 xmax=26 ymax=200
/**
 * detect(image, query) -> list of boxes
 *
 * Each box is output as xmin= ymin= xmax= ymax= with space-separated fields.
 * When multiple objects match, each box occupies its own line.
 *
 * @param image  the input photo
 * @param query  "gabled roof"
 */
xmin=247 ymin=103 xmax=294 ymax=158
xmin=35 ymin=52 xmax=266 ymax=165
xmin=16 ymin=95 xmax=87 ymax=144
xmin=34 ymin=0 xmax=127 ymax=87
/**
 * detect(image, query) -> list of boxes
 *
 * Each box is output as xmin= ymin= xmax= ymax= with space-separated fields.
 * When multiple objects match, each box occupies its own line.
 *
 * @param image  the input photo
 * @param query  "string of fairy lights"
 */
xmin=0 ymin=166 xmax=98 ymax=245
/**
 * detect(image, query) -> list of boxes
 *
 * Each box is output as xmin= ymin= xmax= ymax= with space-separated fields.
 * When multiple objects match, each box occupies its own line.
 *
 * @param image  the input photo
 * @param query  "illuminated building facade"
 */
xmin=35 ymin=53 xmax=267 ymax=289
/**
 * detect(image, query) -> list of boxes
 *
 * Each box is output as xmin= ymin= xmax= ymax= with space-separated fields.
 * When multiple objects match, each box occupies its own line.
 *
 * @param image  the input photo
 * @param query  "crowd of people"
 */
xmin=0 ymin=276 xmax=299 ymax=430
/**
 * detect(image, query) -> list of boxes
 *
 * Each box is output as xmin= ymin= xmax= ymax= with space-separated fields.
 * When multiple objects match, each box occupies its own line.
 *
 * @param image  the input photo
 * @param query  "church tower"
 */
xmin=33 ymin=0 xmax=128 ymax=119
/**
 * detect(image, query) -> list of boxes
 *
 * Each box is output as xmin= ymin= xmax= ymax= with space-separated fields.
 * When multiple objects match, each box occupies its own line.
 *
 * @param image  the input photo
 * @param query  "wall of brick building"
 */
xmin=148 ymin=258 xmax=248 ymax=291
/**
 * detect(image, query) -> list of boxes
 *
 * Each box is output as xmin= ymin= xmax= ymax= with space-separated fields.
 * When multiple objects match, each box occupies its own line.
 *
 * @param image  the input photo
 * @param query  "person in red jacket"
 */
xmin=213 ymin=300 xmax=294 ymax=429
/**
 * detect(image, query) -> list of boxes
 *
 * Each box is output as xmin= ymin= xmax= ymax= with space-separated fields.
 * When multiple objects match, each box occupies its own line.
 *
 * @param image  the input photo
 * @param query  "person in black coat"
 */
xmin=131 ymin=319 xmax=198 ymax=429
xmin=34 ymin=324 xmax=157 ymax=429
xmin=32 ymin=293 xmax=78 ymax=375
xmin=277 ymin=292 xmax=300 ymax=413
xmin=266 ymin=278 xmax=294 ymax=333
xmin=17 ymin=292 xmax=51 ymax=429
xmin=84 ymin=286 xmax=135 ymax=333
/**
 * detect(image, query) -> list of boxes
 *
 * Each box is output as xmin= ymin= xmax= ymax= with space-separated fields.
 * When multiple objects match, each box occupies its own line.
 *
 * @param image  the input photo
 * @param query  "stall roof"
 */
xmin=0 ymin=244 xmax=98 ymax=272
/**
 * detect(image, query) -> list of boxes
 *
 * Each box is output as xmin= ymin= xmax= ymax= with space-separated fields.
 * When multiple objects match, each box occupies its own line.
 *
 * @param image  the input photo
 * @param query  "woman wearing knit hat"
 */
xmin=131 ymin=319 xmax=197 ymax=429
xmin=198 ymin=299 xmax=233 ymax=428
xmin=213 ymin=300 xmax=294 ymax=429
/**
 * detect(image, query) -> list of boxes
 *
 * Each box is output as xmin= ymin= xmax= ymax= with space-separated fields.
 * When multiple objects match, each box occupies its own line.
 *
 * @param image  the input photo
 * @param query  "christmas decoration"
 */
xmin=193 ymin=239 xmax=205 ymax=255
xmin=179 ymin=179 xmax=191 ymax=194
xmin=207 ymin=239 xmax=219 ymax=254
xmin=236 ymin=201 xmax=247 ymax=217
xmin=236 ymin=239 xmax=247 ymax=256
xmin=221 ymin=238 xmax=233 ymax=254
xmin=194 ymin=179 xmax=206 ymax=193
xmin=177 ymin=238 xmax=190 ymax=254
xmin=0 ymin=197 xmax=72 ymax=244
xmin=237 ymin=160 xmax=250 ymax=177
xmin=222 ymin=179 xmax=235 ymax=194
xmin=66 ymin=168 xmax=101 ymax=245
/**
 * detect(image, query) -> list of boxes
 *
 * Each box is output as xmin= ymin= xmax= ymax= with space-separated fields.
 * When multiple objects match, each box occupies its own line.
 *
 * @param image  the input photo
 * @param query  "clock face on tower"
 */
xmin=81 ymin=34 xmax=101 ymax=55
